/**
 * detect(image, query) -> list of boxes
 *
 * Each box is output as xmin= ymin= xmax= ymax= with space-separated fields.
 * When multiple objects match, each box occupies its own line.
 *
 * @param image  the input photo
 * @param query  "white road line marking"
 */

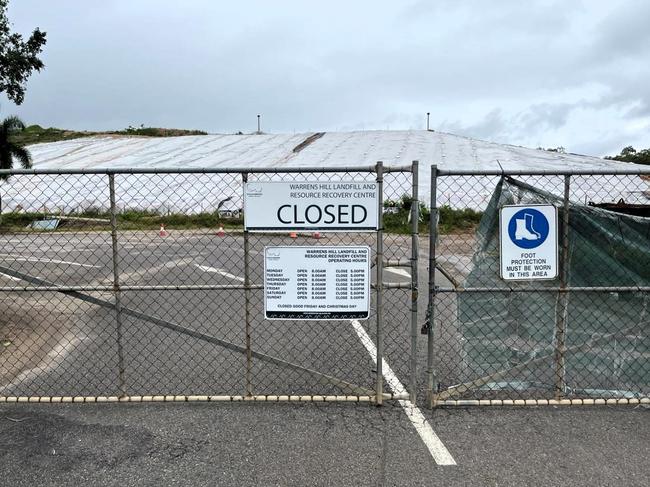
xmin=195 ymin=264 xmax=245 ymax=282
xmin=0 ymin=255 xmax=100 ymax=268
xmin=0 ymin=335 xmax=85 ymax=394
xmin=0 ymin=272 xmax=21 ymax=281
xmin=385 ymin=267 xmax=411 ymax=278
xmin=351 ymin=319 xmax=457 ymax=466
xmin=101 ymin=258 xmax=194 ymax=284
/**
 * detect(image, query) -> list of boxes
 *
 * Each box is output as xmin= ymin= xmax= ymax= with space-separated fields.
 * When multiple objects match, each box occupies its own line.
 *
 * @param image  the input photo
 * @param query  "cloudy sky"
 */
xmin=3 ymin=0 xmax=650 ymax=156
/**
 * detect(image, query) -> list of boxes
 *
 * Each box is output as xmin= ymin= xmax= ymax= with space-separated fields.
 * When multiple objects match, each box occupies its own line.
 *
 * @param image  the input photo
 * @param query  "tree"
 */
xmin=536 ymin=146 xmax=566 ymax=154
xmin=0 ymin=0 xmax=47 ymax=105
xmin=0 ymin=115 xmax=31 ymax=226
xmin=0 ymin=115 xmax=31 ymax=178
xmin=605 ymin=146 xmax=650 ymax=165
xmin=621 ymin=146 xmax=636 ymax=157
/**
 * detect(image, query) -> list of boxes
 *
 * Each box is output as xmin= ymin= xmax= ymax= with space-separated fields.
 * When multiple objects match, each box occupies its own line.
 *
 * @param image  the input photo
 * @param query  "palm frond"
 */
xmin=2 ymin=116 xmax=27 ymax=135
xmin=8 ymin=143 xmax=32 ymax=169
xmin=0 ymin=150 xmax=13 ymax=181
xmin=0 ymin=149 xmax=13 ymax=171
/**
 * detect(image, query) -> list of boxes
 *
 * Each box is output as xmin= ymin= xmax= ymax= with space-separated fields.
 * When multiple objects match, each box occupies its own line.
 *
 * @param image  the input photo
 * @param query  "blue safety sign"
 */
xmin=506 ymin=208 xmax=550 ymax=249
xmin=500 ymin=204 xmax=558 ymax=280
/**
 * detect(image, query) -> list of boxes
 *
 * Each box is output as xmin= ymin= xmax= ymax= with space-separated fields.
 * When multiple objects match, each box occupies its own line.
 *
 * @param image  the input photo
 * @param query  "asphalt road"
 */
xmin=0 ymin=402 xmax=647 ymax=486
xmin=2 ymin=229 xmax=648 ymax=485
xmin=0 ymin=230 xmax=432 ymax=399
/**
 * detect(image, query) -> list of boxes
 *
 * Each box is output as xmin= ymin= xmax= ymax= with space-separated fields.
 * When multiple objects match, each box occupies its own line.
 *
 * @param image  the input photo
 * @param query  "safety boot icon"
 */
xmin=514 ymin=213 xmax=541 ymax=240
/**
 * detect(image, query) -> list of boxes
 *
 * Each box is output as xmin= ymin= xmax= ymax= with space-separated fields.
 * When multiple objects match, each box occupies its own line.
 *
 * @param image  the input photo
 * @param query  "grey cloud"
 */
xmin=439 ymin=95 xmax=649 ymax=156
xmin=625 ymin=100 xmax=650 ymax=118
xmin=440 ymin=109 xmax=508 ymax=141
xmin=439 ymin=102 xmax=576 ymax=143
xmin=589 ymin=0 xmax=650 ymax=59
xmin=518 ymin=103 xmax=575 ymax=133
xmin=1 ymin=0 xmax=648 ymax=155
xmin=571 ymin=132 xmax=635 ymax=158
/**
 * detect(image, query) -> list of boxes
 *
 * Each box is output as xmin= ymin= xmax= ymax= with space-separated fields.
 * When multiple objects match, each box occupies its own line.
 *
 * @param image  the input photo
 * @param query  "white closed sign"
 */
xmin=500 ymin=204 xmax=558 ymax=280
xmin=244 ymin=181 xmax=378 ymax=231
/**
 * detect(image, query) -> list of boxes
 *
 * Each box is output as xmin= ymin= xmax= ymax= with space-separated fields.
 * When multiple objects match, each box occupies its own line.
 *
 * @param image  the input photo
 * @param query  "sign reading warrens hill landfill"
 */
xmin=244 ymin=181 xmax=378 ymax=231
xmin=264 ymin=246 xmax=370 ymax=320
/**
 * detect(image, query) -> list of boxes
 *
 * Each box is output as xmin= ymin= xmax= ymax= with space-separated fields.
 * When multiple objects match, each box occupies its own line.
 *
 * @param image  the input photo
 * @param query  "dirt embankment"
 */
xmin=436 ymin=232 xmax=478 ymax=285
xmin=0 ymin=294 xmax=73 ymax=391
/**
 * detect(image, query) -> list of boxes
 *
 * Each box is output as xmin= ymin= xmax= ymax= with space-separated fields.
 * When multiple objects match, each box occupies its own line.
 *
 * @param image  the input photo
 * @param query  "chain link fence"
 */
xmin=5 ymin=162 xmax=646 ymax=408
xmin=426 ymin=167 xmax=650 ymax=407
xmin=0 ymin=164 xmax=418 ymax=404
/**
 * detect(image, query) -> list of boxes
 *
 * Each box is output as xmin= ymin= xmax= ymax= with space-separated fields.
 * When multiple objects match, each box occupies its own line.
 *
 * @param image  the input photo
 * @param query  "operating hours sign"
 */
xmin=244 ymin=181 xmax=378 ymax=231
xmin=264 ymin=246 xmax=370 ymax=320
xmin=500 ymin=204 xmax=558 ymax=281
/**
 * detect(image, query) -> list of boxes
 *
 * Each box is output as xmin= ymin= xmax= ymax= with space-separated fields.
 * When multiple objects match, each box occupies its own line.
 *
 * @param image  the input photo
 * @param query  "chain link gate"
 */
xmin=0 ymin=163 xmax=419 ymax=405
xmin=426 ymin=165 xmax=650 ymax=407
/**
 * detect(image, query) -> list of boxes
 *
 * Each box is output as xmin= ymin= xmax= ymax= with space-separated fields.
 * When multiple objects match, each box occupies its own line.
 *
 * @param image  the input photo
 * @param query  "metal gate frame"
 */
xmin=426 ymin=164 xmax=650 ymax=408
xmin=0 ymin=162 xmax=420 ymax=405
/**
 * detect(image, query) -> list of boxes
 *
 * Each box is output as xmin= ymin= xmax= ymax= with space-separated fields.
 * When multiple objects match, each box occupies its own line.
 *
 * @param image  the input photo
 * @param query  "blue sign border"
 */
xmin=499 ymin=204 xmax=558 ymax=281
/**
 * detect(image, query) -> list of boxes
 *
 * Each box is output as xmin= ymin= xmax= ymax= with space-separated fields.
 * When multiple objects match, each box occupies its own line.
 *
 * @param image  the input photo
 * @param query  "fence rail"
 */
xmin=437 ymin=167 xmax=650 ymax=176
xmin=2 ymin=162 xmax=648 ymax=408
xmin=0 ymin=163 xmax=418 ymax=404
xmin=427 ymin=165 xmax=650 ymax=407
xmin=0 ymin=165 xmax=414 ymax=175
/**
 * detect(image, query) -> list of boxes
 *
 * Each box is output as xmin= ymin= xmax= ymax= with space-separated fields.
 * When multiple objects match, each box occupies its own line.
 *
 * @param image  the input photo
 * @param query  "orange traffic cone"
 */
xmin=312 ymin=231 xmax=321 ymax=239
xmin=159 ymin=224 xmax=168 ymax=237
xmin=289 ymin=231 xmax=297 ymax=238
xmin=216 ymin=225 xmax=226 ymax=237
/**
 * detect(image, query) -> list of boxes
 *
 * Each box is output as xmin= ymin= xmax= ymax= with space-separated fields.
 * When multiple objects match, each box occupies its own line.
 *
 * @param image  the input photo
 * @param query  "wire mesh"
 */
xmin=0 ymin=167 xmax=416 ymax=403
xmin=429 ymin=171 xmax=650 ymax=406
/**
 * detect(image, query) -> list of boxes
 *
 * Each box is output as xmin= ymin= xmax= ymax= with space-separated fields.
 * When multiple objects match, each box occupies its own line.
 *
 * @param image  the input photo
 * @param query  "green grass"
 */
xmin=119 ymin=126 xmax=207 ymax=137
xmin=0 ymin=209 xmax=242 ymax=233
xmin=438 ymin=205 xmax=483 ymax=233
xmin=10 ymin=125 xmax=100 ymax=145
xmin=9 ymin=124 xmax=208 ymax=146
xmin=382 ymin=195 xmax=483 ymax=234
xmin=382 ymin=206 xmax=483 ymax=234
xmin=118 ymin=210 xmax=240 ymax=231
xmin=0 ymin=212 xmax=46 ymax=229
xmin=0 ymin=201 xmax=483 ymax=235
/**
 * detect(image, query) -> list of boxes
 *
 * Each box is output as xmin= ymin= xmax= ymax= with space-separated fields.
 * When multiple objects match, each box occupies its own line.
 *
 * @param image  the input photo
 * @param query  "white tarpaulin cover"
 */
xmin=0 ymin=130 xmax=642 ymax=213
